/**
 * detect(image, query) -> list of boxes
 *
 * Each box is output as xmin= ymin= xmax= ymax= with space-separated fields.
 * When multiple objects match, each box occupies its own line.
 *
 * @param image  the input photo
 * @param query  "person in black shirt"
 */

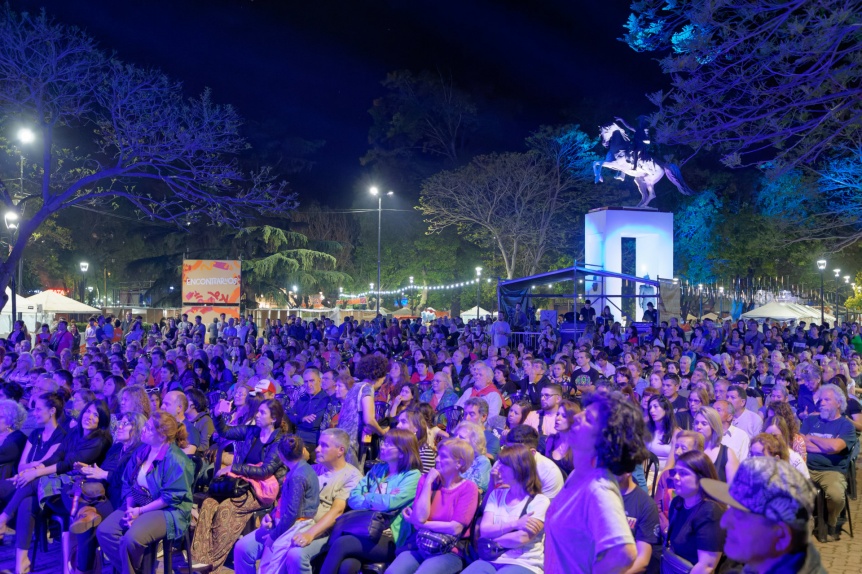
xmin=571 ymin=349 xmax=602 ymax=394
xmin=643 ymin=302 xmax=658 ymax=325
xmin=578 ymin=299 xmax=597 ymax=324
xmin=618 ymin=470 xmax=662 ymax=574
xmin=518 ymin=359 xmax=550 ymax=410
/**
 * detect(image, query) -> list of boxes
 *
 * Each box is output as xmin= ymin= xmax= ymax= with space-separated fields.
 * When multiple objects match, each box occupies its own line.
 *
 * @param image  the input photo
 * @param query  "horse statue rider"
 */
xmin=593 ymin=117 xmax=695 ymax=208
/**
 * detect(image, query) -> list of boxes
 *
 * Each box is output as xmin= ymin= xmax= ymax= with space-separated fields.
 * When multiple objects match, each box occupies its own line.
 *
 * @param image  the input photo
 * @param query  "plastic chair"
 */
xmin=642 ymin=452 xmax=660 ymax=498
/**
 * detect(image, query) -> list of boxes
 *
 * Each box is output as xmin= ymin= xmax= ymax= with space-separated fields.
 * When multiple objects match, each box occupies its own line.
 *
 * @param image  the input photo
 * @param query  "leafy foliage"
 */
xmin=623 ymin=0 xmax=862 ymax=170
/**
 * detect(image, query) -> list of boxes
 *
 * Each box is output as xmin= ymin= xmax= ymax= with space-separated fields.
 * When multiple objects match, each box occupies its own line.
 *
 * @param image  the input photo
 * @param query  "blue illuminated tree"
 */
xmin=623 ymin=0 xmax=862 ymax=170
xmin=0 ymin=7 xmax=294 ymax=308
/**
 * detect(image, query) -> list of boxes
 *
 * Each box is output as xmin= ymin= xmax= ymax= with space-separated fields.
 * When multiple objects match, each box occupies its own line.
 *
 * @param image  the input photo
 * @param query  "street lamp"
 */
xmin=80 ymin=261 xmax=89 ymax=302
xmin=475 ymin=267 xmax=482 ymax=321
xmin=698 ymin=284 xmax=703 ymax=321
xmin=817 ymin=259 xmax=827 ymax=324
xmin=718 ymin=286 xmax=724 ymax=319
xmin=369 ymin=186 xmax=393 ymax=316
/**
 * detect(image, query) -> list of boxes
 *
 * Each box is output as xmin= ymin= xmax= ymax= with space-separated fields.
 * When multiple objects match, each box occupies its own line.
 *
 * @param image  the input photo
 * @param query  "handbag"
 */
xmin=129 ymin=483 xmax=154 ymax=507
xmin=416 ymin=528 xmax=460 ymax=559
xmin=330 ymin=509 xmax=399 ymax=543
xmin=226 ymin=462 xmax=279 ymax=506
xmin=660 ymin=500 xmax=700 ymax=574
xmin=475 ymin=494 xmax=536 ymax=561
xmin=208 ymin=475 xmax=250 ymax=502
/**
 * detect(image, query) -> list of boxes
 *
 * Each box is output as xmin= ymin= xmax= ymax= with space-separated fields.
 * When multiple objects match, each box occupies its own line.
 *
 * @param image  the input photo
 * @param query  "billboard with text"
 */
xmin=182 ymin=260 xmax=241 ymax=305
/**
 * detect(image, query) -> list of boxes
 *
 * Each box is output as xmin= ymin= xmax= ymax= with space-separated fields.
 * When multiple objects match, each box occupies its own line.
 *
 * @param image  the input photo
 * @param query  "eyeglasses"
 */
xmin=540 ymin=393 xmax=561 ymax=399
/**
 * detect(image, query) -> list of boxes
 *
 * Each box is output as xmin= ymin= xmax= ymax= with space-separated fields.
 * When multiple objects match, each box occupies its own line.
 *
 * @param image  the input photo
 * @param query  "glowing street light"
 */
xmin=475 ymin=267 xmax=483 ymax=320
xmin=817 ymin=259 xmax=827 ymax=324
xmin=369 ymin=186 xmax=393 ymax=316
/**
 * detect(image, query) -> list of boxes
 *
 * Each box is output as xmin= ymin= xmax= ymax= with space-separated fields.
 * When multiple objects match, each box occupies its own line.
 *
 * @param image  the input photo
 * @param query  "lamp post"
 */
xmin=719 ymin=286 xmax=724 ymax=319
xmin=369 ymin=186 xmax=393 ymax=316
xmin=475 ymin=267 xmax=482 ymax=320
xmin=817 ymin=259 xmax=827 ymax=324
xmin=698 ymin=284 xmax=703 ymax=321
xmin=80 ymin=261 xmax=89 ymax=302
xmin=844 ymin=275 xmax=851 ymax=325
xmin=13 ymin=128 xmax=34 ymax=313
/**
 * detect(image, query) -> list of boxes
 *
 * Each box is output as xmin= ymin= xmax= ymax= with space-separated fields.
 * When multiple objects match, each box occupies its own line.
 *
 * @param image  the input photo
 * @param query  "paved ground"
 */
xmin=2 ymin=470 xmax=859 ymax=573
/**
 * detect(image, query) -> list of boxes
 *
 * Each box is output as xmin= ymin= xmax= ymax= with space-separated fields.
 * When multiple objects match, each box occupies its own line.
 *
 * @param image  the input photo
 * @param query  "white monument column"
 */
xmin=584 ymin=207 xmax=673 ymax=322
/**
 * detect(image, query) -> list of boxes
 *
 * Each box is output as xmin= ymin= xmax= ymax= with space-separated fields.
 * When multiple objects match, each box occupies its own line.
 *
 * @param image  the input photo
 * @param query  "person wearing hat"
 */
xmin=702 ymin=457 xmax=825 ymax=573
xmin=252 ymin=378 xmax=277 ymax=400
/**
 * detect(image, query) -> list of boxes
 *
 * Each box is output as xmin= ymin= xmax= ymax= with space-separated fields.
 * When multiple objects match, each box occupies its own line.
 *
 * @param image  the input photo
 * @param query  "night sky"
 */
xmin=12 ymin=0 xmax=666 ymax=206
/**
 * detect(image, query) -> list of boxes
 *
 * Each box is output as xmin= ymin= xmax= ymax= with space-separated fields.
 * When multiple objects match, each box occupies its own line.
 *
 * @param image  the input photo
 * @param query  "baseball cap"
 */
xmin=701 ymin=457 xmax=816 ymax=530
xmin=251 ymin=379 xmax=276 ymax=396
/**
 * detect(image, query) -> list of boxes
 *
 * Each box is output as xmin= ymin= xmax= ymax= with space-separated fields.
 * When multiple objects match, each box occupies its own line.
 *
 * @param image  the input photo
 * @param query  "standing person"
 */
xmin=96 ymin=412 xmax=194 ymax=574
xmin=646 ymin=395 xmax=677 ymax=472
xmin=461 ymin=444 xmax=551 ymax=574
xmin=544 ymin=392 xmax=647 ymax=573
xmin=664 ymin=451 xmax=725 ymax=573
xmin=490 ymin=312 xmax=512 ymax=350
xmin=617 ymin=468 xmax=662 ymax=574
xmin=337 ymin=354 xmax=389 ymax=466
xmin=701 ymin=457 xmax=825 ymax=573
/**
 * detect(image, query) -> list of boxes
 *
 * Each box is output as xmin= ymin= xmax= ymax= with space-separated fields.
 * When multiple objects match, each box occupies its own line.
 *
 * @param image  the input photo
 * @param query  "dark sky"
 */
xmin=12 ymin=0 xmax=666 ymax=206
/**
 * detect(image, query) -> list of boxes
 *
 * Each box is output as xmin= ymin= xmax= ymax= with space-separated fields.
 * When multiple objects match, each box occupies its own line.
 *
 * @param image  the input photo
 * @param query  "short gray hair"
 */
xmin=0 ymin=399 xmax=27 ymax=431
xmin=321 ymin=428 xmax=350 ymax=453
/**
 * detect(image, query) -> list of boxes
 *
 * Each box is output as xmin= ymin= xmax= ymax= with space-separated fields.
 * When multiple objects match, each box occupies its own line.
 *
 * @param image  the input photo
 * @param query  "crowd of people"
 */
xmin=0 ymin=307 xmax=853 ymax=574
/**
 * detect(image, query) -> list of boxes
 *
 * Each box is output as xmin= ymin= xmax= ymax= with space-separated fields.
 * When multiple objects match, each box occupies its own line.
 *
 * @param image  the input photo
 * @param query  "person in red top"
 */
xmin=410 ymin=360 xmax=434 ymax=386
xmin=49 ymin=320 xmax=75 ymax=354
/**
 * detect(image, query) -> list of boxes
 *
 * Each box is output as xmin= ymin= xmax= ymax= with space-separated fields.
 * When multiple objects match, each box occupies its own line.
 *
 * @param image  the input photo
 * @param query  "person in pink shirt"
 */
xmin=387 ymin=438 xmax=480 ymax=574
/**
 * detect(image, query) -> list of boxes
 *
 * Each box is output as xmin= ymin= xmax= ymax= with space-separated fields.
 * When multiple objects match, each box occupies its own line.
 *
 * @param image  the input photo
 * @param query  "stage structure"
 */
xmin=584 ymin=207 xmax=673 ymax=322
xmin=497 ymin=207 xmax=674 ymax=335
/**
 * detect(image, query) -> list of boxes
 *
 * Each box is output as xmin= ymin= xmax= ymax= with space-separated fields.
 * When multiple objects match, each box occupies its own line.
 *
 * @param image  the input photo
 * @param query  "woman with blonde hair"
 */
xmin=453 ymin=421 xmax=492 ymax=492
xmin=692 ymin=406 xmax=739 ymax=482
xmin=419 ymin=370 xmax=459 ymax=413
xmin=96 ymin=411 xmax=193 ymax=574
xmin=385 ymin=438 xmax=480 ymax=574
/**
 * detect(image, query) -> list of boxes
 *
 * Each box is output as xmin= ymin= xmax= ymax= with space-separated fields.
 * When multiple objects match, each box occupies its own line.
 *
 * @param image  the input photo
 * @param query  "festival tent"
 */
xmin=391 ymin=307 xmax=419 ymax=319
xmin=741 ymin=301 xmax=834 ymax=324
xmin=460 ymin=305 xmax=494 ymax=321
xmin=25 ymin=291 xmax=102 ymax=314
xmin=0 ymin=288 xmax=37 ymax=335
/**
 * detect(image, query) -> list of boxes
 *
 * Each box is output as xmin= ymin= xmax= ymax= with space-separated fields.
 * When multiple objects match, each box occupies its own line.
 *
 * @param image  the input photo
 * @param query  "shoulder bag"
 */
xmin=660 ymin=500 xmax=701 ymax=574
xmin=414 ymin=487 xmax=461 ymax=559
xmin=475 ymin=493 xmax=536 ymax=561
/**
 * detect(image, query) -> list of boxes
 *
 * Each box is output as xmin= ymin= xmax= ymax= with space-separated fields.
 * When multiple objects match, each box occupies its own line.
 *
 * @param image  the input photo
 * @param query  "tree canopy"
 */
xmin=0 ymin=6 xmax=294 ymax=307
xmin=623 ymin=0 xmax=862 ymax=170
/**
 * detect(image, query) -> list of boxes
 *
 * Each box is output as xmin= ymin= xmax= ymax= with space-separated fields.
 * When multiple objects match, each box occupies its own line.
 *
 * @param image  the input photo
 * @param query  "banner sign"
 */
xmin=182 ymin=260 xmax=241 ymax=305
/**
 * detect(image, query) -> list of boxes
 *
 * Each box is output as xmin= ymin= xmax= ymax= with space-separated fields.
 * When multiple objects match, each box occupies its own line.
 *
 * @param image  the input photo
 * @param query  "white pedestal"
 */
xmin=584 ymin=207 xmax=673 ymax=322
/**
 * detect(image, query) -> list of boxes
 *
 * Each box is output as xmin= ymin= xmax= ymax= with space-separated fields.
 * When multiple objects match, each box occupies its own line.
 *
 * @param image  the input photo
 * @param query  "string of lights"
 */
xmin=338 ymin=276 xmax=494 ymax=299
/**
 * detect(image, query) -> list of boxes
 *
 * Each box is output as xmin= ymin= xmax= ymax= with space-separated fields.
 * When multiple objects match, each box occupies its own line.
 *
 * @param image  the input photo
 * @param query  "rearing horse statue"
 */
xmin=593 ymin=122 xmax=694 ymax=207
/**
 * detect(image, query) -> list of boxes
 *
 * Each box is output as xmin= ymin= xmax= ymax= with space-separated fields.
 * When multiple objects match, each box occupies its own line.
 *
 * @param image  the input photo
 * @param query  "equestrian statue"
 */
xmin=593 ymin=117 xmax=695 ymax=208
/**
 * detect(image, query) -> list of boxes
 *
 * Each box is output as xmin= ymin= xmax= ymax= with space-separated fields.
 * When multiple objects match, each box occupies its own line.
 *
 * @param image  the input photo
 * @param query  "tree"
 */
xmin=623 ymin=0 xmax=862 ymax=170
xmin=361 ymin=70 xmax=478 ymax=172
xmin=0 ymin=7 xmax=293 ymax=308
xmin=418 ymin=126 xmax=600 ymax=279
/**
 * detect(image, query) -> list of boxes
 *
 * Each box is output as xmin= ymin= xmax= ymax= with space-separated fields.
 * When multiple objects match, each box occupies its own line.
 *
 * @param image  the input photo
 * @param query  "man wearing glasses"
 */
xmin=525 ymin=384 xmax=562 ymax=439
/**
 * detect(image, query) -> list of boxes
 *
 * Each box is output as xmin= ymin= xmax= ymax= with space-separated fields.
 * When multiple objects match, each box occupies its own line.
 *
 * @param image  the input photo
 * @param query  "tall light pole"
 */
xmin=817 ymin=259 xmax=827 ymax=324
xmin=80 ymin=261 xmax=89 ymax=302
xmin=369 ymin=186 xmax=393 ymax=316
xmin=475 ymin=267 xmax=482 ymax=321
xmin=698 ymin=284 xmax=703 ymax=321
xmin=844 ymin=275 xmax=851 ymax=325
xmin=15 ymin=128 xmax=34 ymax=309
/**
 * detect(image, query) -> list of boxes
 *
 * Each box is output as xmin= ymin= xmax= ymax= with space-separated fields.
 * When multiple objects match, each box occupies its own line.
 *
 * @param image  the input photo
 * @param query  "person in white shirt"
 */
xmin=727 ymin=384 xmax=764 ymax=439
xmin=714 ymin=400 xmax=750 ymax=462
xmin=489 ymin=312 xmax=512 ymax=349
xmin=495 ymin=424 xmax=564 ymax=500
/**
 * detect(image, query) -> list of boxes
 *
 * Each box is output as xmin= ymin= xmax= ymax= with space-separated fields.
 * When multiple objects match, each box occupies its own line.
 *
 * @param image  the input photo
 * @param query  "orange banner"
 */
xmin=182 ymin=260 xmax=241 ymax=305
xmin=182 ymin=306 xmax=241 ymax=326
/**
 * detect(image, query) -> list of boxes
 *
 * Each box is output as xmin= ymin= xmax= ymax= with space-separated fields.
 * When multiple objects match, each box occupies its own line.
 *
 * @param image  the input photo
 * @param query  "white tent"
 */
xmin=460 ymin=305 xmax=494 ymax=321
xmin=0 ymin=287 xmax=37 ymax=335
xmin=741 ymin=301 xmax=834 ymax=324
xmin=25 ymin=291 xmax=102 ymax=314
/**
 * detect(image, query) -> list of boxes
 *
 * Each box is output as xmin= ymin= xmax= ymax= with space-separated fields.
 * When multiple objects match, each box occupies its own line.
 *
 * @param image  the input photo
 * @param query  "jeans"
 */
xmin=234 ymin=531 xmax=265 ymax=574
xmin=461 ymin=561 xmax=535 ymax=574
xmin=318 ymin=533 xmax=395 ymax=574
xmin=259 ymin=533 xmax=328 ymax=574
xmin=384 ymin=549 xmax=464 ymax=574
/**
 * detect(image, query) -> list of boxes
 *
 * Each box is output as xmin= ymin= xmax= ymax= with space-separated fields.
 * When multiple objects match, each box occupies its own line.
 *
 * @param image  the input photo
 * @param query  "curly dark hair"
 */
xmin=584 ymin=391 xmax=651 ymax=474
xmin=355 ymin=353 xmax=389 ymax=381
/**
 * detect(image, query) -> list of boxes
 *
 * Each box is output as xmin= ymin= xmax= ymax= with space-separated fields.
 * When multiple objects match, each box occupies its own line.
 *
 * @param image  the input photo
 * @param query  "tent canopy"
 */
xmin=460 ymin=305 xmax=494 ymax=320
xmin=0 ymin=288 xmax=29 ymax=314
xmin=24 ymin=291 xmax=101 ymax=314
xmin=741 ymin=301 xmax=835 ymax=324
